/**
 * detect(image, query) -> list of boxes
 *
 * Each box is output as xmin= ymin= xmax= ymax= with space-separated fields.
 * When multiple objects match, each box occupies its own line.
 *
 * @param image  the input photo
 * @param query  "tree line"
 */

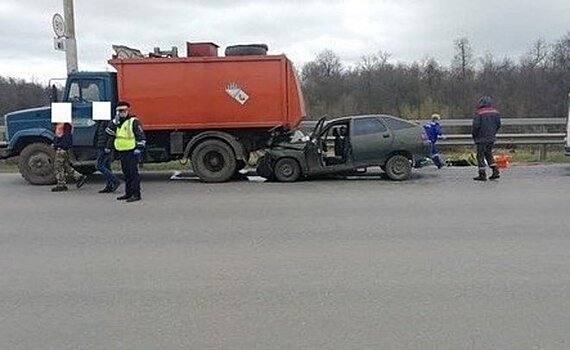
xmin=1 ymin=33 xmax=569 ymax=123
xmin=0 ymin=77 xmax=50 ymax=123
xmin=301 ymin=33 xmax=570 ymax=120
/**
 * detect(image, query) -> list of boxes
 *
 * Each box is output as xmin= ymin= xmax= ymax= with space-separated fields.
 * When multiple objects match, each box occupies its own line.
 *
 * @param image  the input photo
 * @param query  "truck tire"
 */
xmin=384 ymin=155 xmax=412 ymax=181
xmin=18 ymin=143 xmax=56 ymax=185
xmin=225 ymin=44 xmax=268 ymax=56
xmin=274 ymin=158 xmax=301 ymax=182
xmin=191 ymin=139 xmax=237 ymax=183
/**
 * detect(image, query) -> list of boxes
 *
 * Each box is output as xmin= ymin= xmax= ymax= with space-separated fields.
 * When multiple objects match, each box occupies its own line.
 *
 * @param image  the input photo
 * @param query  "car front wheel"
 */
xmin=274 ymin=158 xmax=301 ymax=182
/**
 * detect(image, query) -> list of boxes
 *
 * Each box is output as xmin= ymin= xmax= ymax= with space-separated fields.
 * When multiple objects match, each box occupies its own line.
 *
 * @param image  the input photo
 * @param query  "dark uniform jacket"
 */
xmin=105 ymin=115 xmax=146 ymax=150
xmin=472 ymin=107 xmax=501 ymax=144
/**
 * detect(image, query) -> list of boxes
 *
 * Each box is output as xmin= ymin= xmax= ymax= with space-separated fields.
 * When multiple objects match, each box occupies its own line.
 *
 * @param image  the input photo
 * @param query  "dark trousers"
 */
xmin=429 ymin=141 xmax=443 ymax=168
xmin=476 ymin=142 xmax=496 ymax=171
xmin=96 ymin=149 xmax=119 ymax=188
xmin=118 ymin=151 xmax=141 ymax=198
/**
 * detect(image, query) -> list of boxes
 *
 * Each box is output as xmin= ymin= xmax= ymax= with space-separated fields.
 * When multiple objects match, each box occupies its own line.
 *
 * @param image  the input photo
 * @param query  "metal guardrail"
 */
xmin=420 ymin=117 xmax=567 ymax=127
xmin=299 ymin=117 xmax=567 ymax=129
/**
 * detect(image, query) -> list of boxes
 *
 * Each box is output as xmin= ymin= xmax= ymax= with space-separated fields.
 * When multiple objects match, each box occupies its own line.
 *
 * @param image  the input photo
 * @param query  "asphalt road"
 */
xmin=1 ymin=165 xmax=570 ymax=350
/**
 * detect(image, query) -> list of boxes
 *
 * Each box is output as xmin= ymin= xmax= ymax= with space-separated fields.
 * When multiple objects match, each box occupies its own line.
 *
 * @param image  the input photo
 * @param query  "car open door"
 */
xmin=310 ymin=117 xmax=326 ymax=142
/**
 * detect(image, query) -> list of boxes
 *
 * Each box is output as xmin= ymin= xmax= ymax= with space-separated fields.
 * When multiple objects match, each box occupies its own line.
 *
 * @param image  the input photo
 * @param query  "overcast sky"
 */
xmin=0 ymin=0 xmax=568 ymax=82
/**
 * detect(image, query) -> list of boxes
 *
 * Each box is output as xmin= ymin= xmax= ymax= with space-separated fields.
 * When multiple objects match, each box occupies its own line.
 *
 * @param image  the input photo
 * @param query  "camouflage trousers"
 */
xmin=54 ymin=149 xmax=78 ymax=186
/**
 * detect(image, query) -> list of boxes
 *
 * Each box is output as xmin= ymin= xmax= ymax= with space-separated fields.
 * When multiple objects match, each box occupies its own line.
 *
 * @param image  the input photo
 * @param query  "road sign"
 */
xmin=52 ymin=13 xmax=65 ymax=38
xmin=54 ymin=37 xmax=66 ymax=51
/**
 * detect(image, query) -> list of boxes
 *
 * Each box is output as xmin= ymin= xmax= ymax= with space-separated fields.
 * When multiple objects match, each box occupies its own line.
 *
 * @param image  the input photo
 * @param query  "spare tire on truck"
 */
xmin=225 ymin=44 xmax=268 ymax=56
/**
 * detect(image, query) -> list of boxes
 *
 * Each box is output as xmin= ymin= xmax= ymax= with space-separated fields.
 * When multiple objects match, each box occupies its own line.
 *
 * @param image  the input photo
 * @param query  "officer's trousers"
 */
xmin=118 ymin=150 xmax=141 ymax=198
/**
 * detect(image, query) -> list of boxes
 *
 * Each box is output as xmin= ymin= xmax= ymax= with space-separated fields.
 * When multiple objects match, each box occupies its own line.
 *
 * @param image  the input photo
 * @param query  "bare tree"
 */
xmin=521 ymin=38 xmax=550 ymax=68
xmin=452 ymin=37 xmax=474 ymax=80
xmin=301 ymin=50 xmax=345 ymax=118
xmin=551 ymin=32 xmax=570 ymax=70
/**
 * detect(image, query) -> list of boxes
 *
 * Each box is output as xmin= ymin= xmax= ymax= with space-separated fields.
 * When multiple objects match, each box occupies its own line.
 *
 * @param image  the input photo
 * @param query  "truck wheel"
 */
xmin=274 ymin=158 xmax=301 ymax=182
xmin=18 ymin=143 xmax=56 ymax=185
xmin=73 ymin=165 xmax=97 ymax=176
xmin=384 ymin=155 xmax=412 ymax=181
xmin=191 ymin=139 xmax=237 ymax=183
xmin=225 ymin=44 xmax=268 ymax=56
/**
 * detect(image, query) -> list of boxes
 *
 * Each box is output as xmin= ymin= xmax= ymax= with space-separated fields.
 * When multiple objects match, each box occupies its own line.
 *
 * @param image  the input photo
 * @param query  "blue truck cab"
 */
xmin=0 ymin=72 xmax=117 ymax=184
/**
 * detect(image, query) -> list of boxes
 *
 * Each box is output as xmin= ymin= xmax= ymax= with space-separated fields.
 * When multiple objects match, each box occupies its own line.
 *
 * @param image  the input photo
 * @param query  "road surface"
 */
xmin=1 ymin=165 xmax=569 ymax=349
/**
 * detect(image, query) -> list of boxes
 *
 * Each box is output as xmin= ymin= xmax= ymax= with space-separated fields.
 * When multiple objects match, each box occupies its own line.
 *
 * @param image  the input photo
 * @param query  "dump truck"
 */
xmin=0 ymin=42 xmax=305 ymax=184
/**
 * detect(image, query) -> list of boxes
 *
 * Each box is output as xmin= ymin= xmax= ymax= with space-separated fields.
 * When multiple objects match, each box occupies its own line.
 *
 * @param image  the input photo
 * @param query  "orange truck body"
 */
xmin=109 ymin=55 xmax=305 ymax=131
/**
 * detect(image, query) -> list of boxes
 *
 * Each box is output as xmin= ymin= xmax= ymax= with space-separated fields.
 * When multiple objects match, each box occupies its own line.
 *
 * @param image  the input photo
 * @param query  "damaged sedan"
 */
xmin=257 ymin=115 xmax=430 ymax=182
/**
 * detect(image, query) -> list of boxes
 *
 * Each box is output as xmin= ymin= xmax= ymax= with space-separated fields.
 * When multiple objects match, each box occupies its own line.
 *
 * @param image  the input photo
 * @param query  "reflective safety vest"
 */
xmin=114 ymin=118 xmax=136 ymax=151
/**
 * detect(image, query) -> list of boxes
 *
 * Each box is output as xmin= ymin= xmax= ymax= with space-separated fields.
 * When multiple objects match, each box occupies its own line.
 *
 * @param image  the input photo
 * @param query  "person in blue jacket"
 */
xmin=423 ymin=113 xmax=445 ymax=169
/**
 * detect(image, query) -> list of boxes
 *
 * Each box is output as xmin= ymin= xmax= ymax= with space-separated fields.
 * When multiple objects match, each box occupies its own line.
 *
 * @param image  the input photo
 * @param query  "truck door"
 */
xmin=66 ymin=78 xmax=106 ymax=148
xmin=351 ymin=117 xmax=392 ymax=164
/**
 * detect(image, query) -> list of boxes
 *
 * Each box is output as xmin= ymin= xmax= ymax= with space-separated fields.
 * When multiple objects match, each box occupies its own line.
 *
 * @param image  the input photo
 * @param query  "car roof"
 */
xmin=327 ymin=114 xmax=414 ymax=124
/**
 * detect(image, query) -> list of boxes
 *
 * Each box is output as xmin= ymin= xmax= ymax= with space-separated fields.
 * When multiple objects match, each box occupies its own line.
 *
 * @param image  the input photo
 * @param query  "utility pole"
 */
xmin=63 ymin=0 xmax=78 ymax=73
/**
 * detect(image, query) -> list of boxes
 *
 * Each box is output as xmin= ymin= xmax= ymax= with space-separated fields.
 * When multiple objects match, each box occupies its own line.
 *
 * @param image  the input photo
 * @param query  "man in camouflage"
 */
xmin=51 ymin=122 xmax=86 ymax=192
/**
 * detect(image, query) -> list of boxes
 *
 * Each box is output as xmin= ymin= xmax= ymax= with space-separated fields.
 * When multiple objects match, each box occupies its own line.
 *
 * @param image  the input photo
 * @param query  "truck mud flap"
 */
xmin=0 ymin=142 xmax=11 ymax=159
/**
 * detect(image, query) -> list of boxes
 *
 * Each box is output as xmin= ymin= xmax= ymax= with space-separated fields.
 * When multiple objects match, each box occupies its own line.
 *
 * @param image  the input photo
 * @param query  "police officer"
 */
xmin=472 ymin=96 xmax=502 ymax=181
xmin=106 ymin=101 xmax=146 ymax=202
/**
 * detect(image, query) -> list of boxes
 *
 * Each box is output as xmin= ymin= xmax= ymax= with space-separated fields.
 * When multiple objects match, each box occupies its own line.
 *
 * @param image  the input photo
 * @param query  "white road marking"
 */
xmin=169 ymin=171 xmax=266 ymax=182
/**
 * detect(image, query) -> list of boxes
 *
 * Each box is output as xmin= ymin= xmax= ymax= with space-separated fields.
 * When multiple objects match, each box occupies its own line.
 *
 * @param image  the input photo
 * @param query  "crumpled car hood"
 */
xmin=273 ymin=141 xmax=307 ymax=151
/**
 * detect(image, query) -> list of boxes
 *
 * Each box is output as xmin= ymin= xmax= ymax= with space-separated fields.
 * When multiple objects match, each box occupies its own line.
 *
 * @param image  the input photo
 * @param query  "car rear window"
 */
xmin=353 ymin=118 xmax=387 ymax=136
xmin=381 ymin=117 xmax=416 ymax=130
